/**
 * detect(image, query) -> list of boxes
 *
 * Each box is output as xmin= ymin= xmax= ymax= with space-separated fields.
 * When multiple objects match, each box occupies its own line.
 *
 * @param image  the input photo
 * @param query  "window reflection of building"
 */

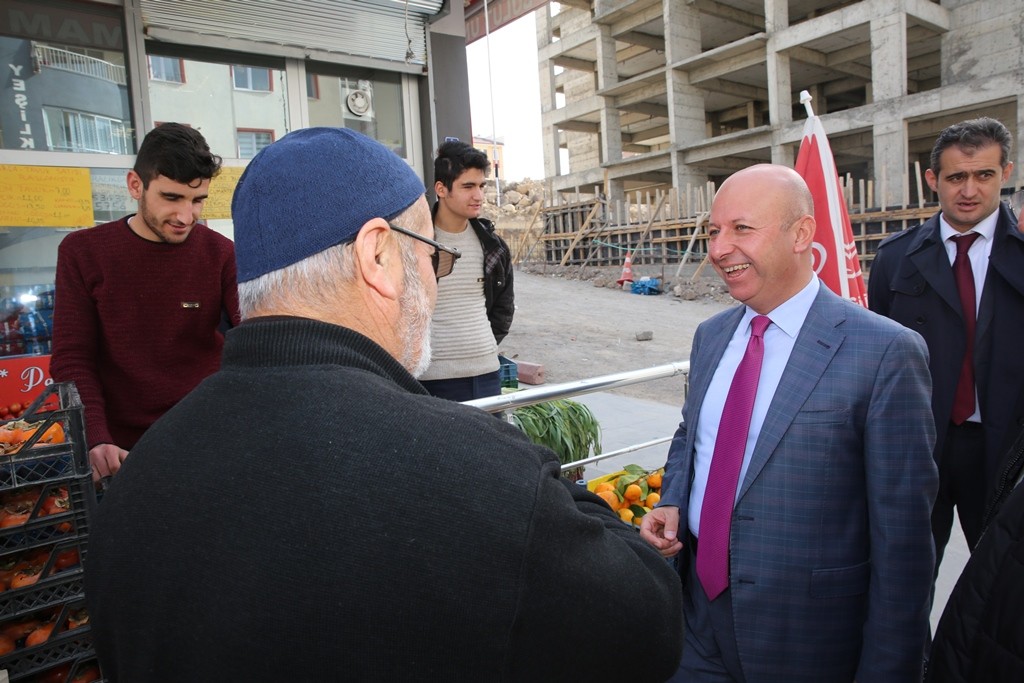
xmin=0 ymin=33 xmax=131 ymax=154
xmin=148 ymin=56 xmax=184 ymax=83
xmin=42 ymin=107 xmax=130 ymax=154
xmin=147 ymin=56 xmax=289 ymax=167
xmin=232 ymin=66 xmax=272 ymax=92
xmin=307 ymin=66 xmax=406 ymax=157
xmin=237 ymin=129 xmax=274 ymax=159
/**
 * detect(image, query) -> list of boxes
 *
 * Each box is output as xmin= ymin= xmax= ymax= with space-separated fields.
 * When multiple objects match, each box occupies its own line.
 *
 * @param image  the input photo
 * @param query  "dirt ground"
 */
xmin=498 ymin=262 xmax=736 ymax=406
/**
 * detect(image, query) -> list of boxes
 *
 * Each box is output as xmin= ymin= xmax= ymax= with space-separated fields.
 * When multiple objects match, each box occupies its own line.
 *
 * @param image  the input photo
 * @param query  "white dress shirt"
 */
xmin=938 ymin=208 xmax=997 ymax=424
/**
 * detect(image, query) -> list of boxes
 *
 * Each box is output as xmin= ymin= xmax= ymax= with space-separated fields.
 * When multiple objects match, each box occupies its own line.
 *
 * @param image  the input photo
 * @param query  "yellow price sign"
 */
xmin=204 ymin=166 xmax=246 ymax=220
xmin=0 ymin=165 xmax=94 ymax=227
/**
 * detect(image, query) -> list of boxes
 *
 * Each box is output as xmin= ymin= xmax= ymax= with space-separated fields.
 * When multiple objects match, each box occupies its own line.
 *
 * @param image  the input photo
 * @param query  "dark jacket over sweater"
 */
xmin=85 ymin=317 xmax=683 ymax=682
xmin=432 ymin=203 xmax=515 ymax=343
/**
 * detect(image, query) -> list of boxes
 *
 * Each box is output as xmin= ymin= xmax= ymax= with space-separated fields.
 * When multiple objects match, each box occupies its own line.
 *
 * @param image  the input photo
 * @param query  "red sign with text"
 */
xmin=0 ymin=354 xmax=54 ymax=417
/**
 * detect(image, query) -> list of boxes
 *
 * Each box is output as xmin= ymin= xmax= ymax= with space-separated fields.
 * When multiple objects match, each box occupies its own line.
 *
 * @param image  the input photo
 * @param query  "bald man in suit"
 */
xmin=642 ymin=165 xmax=938 ymax=682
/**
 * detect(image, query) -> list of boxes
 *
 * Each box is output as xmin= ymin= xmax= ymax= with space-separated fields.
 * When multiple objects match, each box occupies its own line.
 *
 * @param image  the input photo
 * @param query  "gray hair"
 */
xmin=237 ymin=203 xmax=424 ymax=320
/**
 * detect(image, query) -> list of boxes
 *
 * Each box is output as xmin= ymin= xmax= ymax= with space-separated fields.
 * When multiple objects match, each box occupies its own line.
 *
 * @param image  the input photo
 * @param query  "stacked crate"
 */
xmin=0 ymin=383 xmax=101 ymax=682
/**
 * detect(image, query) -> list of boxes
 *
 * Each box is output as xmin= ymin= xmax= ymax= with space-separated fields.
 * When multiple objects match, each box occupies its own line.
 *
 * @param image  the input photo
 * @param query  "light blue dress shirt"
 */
xmin=688 ymin=275 xmax=820 ymax=537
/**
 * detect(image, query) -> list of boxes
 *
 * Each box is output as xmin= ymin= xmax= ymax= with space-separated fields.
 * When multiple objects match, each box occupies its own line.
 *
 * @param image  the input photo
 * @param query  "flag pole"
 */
xmin=799 ymin=90 xmax=815 ymax=119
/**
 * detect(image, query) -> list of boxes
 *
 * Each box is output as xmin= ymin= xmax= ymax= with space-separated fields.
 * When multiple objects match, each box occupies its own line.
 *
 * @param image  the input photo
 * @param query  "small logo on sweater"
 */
xmin=181 ymin=302 xmax=200 ymax=308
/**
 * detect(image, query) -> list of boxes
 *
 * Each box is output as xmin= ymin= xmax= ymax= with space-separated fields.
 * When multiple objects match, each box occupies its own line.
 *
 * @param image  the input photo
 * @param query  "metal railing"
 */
xmin=34 ymin=44 xmax=127 ymax=85
xmin=466 ymin=361 xmax=689 ymax=472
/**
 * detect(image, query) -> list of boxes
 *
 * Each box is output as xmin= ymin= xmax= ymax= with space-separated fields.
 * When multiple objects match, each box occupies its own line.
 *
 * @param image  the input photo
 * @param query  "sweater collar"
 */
xmin=223 ymin=316 xmax=428 ymax=395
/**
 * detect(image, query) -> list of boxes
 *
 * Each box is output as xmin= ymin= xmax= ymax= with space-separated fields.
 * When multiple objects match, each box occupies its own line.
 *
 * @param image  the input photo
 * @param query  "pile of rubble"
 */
xmin=481 ymin=178 xmax=546 ymax=221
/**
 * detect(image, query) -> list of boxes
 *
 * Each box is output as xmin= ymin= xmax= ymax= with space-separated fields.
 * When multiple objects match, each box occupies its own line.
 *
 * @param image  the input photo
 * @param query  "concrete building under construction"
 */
xmin=536 ymin=0 xmax=1023 ymax=206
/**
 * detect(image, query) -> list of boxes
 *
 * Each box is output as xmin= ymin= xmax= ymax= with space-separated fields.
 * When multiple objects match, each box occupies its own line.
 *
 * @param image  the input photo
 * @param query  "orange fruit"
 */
xmin=645 ymin=492 xmax=661 ymax=507
xmin=597 ymin=490 xmax=619 ymax=509
xmin=618 ymin=507 xmax=635 ymax=523
xmin=594 ymin=482 xmax=615 ymax=494
xmin=646 ymin=471 xmax=663 ymax=489
xmin=624 ymin=484 xmax=643 ymax=502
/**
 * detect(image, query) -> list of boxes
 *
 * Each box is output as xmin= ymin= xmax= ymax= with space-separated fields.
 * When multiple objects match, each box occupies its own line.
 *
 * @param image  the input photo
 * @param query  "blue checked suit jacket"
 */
xmin=661 ymin=283 xmax=938 ymax=682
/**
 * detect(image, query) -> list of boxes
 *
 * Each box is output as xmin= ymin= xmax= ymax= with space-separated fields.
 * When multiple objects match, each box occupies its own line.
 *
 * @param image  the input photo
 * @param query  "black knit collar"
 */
xmin=223 ymin=316 xmax=428 ymax=395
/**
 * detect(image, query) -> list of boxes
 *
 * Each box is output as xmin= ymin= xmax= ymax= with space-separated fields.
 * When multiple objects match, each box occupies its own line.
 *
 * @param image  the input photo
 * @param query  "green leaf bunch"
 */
xmin=511 ymin=398 xmax=602 ymax=479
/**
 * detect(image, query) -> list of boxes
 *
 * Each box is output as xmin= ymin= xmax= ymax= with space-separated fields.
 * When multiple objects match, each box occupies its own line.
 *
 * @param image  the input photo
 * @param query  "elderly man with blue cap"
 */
xmin=85 ymin=128 xmax=683 ymax=682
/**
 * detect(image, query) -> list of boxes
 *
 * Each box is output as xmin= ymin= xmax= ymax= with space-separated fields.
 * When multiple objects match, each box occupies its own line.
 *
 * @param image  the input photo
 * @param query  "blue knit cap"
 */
xmin=232 ymin=127 xmax=425 ymax=282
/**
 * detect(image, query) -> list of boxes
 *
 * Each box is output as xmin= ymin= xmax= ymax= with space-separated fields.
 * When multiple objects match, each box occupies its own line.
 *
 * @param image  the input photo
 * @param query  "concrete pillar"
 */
xmin=873 ymin=118 xmax=908 ymax=209
xmin=765 ymin=0 xmax=792 ymax=165
xmin=596 ymin=24 xmax=623 ymax=166
xmin=663 ymin=0 xmax=706 ymax=190
xmin=870 ymin=12 xmax=907 ymax=103
xmin=536 ymin=10 xmax=561 ymax=178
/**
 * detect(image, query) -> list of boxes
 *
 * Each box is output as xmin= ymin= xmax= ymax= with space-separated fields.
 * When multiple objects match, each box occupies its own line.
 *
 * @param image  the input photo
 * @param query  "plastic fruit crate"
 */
xmin=0 ymin=537 xmax=86 ymax=621
xmin=0 ymin=597 xmax=95 ymax=680
xmin=0 ymin=384 xmax=88 ymax=490
xmin=0 ymin=476 xmax=94 ymax=555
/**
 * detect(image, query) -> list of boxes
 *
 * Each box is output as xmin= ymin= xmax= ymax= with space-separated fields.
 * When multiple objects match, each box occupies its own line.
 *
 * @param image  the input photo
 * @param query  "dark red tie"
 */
xmin=951 ymin=232 xmax=980 ymax=425
xmin=697 ymin=315 xmax=771 ymax=601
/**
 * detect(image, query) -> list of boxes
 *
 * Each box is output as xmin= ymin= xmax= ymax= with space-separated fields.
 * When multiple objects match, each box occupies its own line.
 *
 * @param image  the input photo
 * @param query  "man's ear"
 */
xmin=353 ymin=219 xmax=401 ymax=301
xmin=925 ymin=168 xmax=939 ymax=194
xmin=126 ymin=170 xmax=144 ymax=200
xmin=434 ymin=180 xmax=447 ymax=198
xmin=792 ymin=214 xmax=816 ymax=253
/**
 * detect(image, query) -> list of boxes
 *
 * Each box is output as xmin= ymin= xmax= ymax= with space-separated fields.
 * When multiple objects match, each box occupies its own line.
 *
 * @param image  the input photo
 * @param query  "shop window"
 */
xmin=307 ymin=66 xmax=405 ymax=157
xmin=0 ymin=0 xmax=132 ymax=154
xmin=306 ymin=72 xmax=319 ymax=100
xmin=149 ymin=56 xmax=184 ymax=83
xmin=232 ymin=66 xmax=272 ymax=92
xmin=237 ymin=129 xmax=274 ymax=159
xmin=147 ymin=54 xmax=288 ymax=161
xmin=41 ymin=107 xmax=131 ymax=155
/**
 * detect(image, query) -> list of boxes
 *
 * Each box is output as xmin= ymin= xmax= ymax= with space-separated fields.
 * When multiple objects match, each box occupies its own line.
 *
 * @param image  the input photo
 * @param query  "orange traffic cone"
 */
xmin=616 ymin=251 xmax=635 ymax=286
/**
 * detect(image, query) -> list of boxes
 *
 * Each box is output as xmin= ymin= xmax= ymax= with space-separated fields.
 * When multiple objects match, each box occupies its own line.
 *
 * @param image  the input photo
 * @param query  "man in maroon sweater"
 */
xmin=51 ymin=123 xmax=240 ymax=481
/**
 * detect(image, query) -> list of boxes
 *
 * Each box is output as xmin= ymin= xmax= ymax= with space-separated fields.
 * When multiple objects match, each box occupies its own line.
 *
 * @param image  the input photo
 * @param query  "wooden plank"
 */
xmin=558 ymin=202 xmax=602 ymax=267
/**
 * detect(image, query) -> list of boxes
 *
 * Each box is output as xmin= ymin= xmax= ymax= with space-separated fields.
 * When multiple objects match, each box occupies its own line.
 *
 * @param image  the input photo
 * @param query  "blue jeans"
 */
xmin=420 ymin=370 xmax=501 ymax=402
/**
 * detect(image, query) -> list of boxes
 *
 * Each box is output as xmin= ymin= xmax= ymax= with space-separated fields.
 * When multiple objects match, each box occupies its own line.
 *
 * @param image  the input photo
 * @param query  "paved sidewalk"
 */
xmin=572 ymin=391 xmax=969 ymax=633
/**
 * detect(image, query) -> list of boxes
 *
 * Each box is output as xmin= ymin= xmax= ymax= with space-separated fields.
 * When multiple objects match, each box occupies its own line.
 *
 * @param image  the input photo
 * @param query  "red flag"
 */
xmin=794 ymin=105 xmax=868 ymax=308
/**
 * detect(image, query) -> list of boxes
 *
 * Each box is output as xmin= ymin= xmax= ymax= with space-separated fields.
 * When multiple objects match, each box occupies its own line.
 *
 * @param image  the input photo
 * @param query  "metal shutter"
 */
xmin=139 ymin=0 xmax=444 ymax=67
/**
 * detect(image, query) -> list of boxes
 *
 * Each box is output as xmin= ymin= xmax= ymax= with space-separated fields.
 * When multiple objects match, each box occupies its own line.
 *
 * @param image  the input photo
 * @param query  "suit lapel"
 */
xmin=906 ymin=218 xmax=962 ymax=318
xmin=737 ymin=287 xmax=845 ymax=500
xmin=978 ymin=204 xmax=1024 ymax=342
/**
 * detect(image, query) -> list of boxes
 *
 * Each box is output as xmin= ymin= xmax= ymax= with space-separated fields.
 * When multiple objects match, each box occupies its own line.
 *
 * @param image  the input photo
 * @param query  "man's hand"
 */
xmin=89 ymin=443 xmax=128 ymax=482
xmin=639 ymin=505 xmax=684 ymax=558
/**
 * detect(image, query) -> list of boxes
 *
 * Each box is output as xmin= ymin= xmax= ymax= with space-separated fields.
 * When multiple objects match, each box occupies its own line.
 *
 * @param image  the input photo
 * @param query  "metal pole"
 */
xmin=465 ymin=360 xmax=690 ymax=413
xmin=483 ymin=1 xmax=502 ymax=205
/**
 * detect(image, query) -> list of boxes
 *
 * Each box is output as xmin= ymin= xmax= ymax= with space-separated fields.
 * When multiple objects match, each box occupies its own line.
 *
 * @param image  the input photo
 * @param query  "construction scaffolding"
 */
xmin=512 ymin=178 xmax=1023 ymax=281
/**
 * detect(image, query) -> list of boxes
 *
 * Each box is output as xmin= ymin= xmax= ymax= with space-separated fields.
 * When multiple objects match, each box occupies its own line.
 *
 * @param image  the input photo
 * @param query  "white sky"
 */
xmin=465 ymin=12 xmax=545 ymax=181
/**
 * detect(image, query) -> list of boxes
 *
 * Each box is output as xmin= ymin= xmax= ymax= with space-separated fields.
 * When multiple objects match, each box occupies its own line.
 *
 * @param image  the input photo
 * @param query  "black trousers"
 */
xmin=932 ymin=420 xmax=987 ymax=568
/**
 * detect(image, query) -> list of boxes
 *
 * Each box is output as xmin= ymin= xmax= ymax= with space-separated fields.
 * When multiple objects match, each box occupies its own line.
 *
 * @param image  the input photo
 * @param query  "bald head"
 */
xmin=708 ymin=164 xmax=817 ymax=314
xmin=721 ymin=164 xmax=814 ymax=227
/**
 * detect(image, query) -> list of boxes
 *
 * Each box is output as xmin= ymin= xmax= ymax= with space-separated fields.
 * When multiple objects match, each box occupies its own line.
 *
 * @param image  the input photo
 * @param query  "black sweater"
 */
xmin=86 ymin=317 xmax=683 ymax=682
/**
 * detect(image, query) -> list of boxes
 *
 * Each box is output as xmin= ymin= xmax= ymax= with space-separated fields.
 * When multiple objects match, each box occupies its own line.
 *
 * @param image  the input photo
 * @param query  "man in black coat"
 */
xmin=927 ymin=388 xmax=1024 ymax=682
xmin=84 ymin=127 xmax=684 ymax=682
xmin=868 ymin=117 xmax=1024 ymax=569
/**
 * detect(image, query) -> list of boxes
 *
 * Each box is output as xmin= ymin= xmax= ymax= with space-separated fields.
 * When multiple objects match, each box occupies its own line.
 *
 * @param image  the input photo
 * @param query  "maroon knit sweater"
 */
xmin=50 ymin=216 xmax=241 ymax=449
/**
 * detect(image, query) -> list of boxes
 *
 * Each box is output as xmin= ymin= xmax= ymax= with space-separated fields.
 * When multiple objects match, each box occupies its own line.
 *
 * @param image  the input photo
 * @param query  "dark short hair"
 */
xmin=434 ymin=140 xmax=490 ymax=191
xmin=930 ymin=117 xmax=1013 ymax=174
xmin=133 ymin=123 xmax=222 ymax=188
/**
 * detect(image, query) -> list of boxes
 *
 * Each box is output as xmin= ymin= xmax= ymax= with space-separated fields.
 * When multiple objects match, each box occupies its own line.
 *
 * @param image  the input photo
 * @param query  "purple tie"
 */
xmin=951 ymin=233 xmax=980 ymax=425
xmin=697 ymin=314 xmax=771 ymax=601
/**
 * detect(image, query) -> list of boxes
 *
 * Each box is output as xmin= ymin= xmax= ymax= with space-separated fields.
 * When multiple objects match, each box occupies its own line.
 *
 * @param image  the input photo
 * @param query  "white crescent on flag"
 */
xmin=794 ymin=105 xmax=869 ymax=308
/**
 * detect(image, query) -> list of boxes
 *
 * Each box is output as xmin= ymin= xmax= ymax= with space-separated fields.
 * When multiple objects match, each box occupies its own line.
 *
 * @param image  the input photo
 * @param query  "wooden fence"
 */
xmin=505 ymin=177 xmax=1023 ymax=280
